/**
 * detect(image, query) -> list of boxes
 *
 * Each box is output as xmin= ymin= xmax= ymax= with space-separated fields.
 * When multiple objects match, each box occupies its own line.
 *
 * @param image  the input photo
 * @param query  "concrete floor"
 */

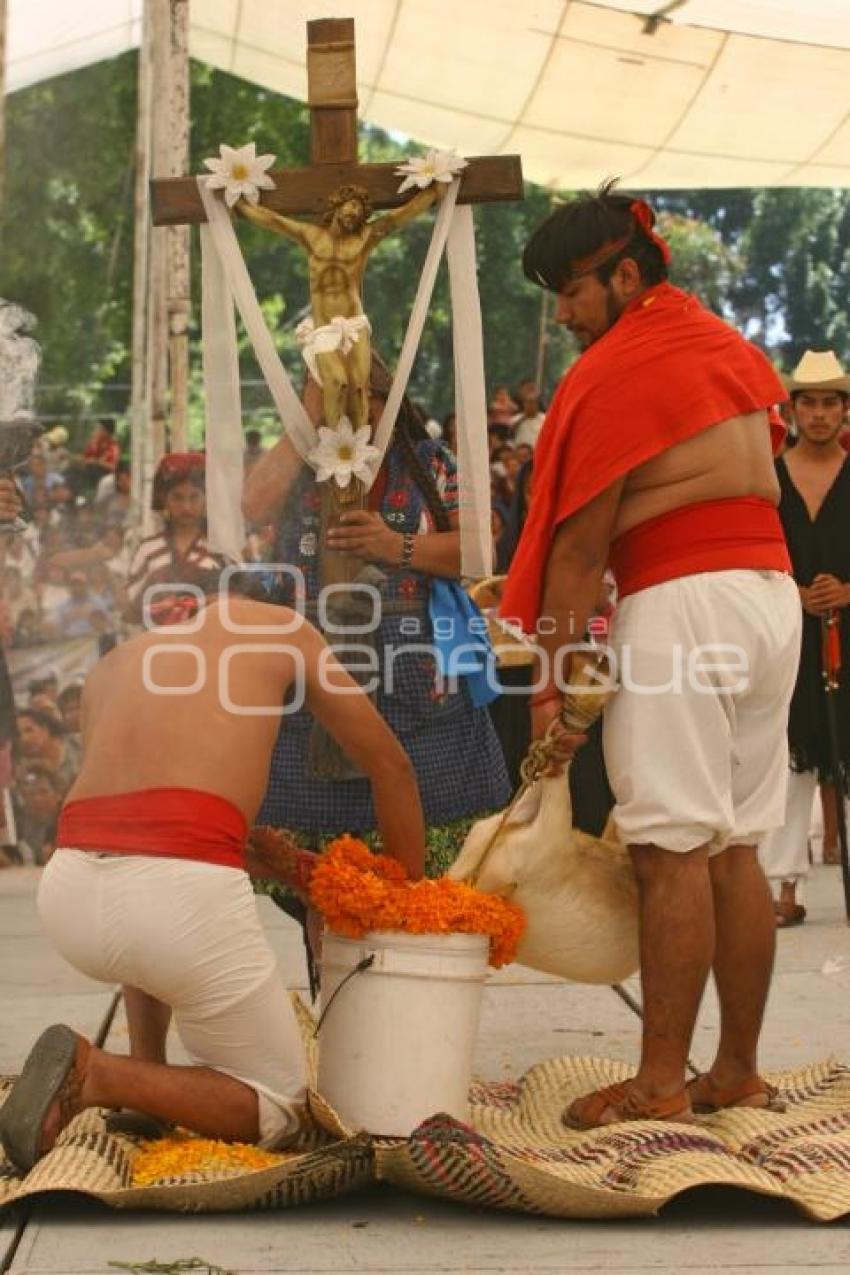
xmin=0 ymin=863 xmax=848 ymax=1273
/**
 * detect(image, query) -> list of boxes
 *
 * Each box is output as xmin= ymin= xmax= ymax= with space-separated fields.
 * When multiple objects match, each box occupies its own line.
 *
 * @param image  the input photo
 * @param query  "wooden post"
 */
xmin=307 ymin=18 xmax=358 ymax=166
xmin=0 ymin=0 xmax=6 ymax=217
xmin=165 ymin=0 xmax=190 ymax=451
xmin=131 ymin=0 xmax=190 ymax=542
xmin=130 ymin=0 xmax=155 ymax=537
xmin=148 ymin=0 xmax=171 ymax=481
xmin=308 ymin=18 xmax=364 ymax=589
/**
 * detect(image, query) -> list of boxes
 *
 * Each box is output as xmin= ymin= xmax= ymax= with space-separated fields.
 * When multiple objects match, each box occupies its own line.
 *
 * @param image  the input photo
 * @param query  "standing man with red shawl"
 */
xmin=502 ymin=182 xmax=801 ymax=1129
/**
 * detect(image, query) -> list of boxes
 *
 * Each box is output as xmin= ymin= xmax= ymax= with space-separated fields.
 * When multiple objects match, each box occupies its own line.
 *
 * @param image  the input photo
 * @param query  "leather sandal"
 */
xmin=0 ymin=1024 xmax=90 ymax=1174
xmin=774 ymin=902 xmax=806 ymax=928
xmin=563 ymin=1081 xmax=695 ymax=1130
xmin=686 ymin=1073 xmax=786 ymax=1114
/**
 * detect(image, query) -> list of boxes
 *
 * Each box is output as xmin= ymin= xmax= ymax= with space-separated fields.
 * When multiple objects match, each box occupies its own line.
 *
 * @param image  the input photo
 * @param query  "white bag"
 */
xmin=450 ymin=773 xmax=639 ymax=984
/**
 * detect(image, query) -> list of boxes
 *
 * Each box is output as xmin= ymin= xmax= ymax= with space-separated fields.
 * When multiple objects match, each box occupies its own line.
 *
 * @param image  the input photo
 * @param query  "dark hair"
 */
xmin=322 ymin=184 xmax=372 ymax=227
xmin=28 ymin=672 xmax=58 ymax=693
xmin=57 ymin=683 xmax=83 ymax=707
xmin=522 ymin=178 xmax=668 ymax=294
xmin=496 ymin=458 xmax=533 ymax=573
xmin=153 ymin=453 xmax=206 ymax=513
xmin=790 ymin=389 xmax=849 ymax=404
xmin=17 ymin=707 xmax=65 ymax=738
xmin=144 ymin=566 xmax=271 ymax=627
xmin=245 ymin=429 xmax=262 ymax=445
xmin=369 ymin=353 xmax=451 ymax=532
xmin=116 ymin=458 xmax=130 ymax=476
xmin=101 ymin=420 xmax=117 ymax=436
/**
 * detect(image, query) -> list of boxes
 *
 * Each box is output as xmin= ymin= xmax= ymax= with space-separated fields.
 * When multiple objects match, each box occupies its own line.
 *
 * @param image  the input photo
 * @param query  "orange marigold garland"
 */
xmin=309 ymin=837 xmax=525 ymax=968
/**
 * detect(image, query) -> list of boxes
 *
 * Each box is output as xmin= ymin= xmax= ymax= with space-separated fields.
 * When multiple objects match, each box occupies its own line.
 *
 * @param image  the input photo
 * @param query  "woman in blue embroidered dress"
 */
xmin=243 ymin=356 xmax=510 ymax=877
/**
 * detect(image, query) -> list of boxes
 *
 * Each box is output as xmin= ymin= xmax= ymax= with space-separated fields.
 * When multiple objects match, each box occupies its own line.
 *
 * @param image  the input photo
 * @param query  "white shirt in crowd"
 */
xmin=511 ymin=411 xmax=546 ymax=448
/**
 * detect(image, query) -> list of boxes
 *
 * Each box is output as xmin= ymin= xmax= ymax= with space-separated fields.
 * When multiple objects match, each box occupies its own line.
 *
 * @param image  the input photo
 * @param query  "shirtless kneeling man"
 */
xmin=0 ymin=583 xmax=426 ymax=1173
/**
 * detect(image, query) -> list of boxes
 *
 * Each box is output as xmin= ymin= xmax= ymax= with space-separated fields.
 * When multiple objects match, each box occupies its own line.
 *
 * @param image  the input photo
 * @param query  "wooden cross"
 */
xmin=151 ymin=18 xmax=523 ymax=225
xmin=150 ymin=17 xmax=523 ymax=588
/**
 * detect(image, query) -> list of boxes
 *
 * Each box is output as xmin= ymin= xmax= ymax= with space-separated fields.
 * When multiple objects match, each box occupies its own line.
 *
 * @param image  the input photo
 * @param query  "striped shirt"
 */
xmin=126 ymin=531 xmax=227 ymax=606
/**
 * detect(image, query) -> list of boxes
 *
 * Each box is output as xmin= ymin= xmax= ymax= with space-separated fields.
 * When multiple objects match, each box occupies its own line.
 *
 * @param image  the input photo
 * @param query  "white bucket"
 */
xmin=317 ymin=929 xmax=489 ymax=1137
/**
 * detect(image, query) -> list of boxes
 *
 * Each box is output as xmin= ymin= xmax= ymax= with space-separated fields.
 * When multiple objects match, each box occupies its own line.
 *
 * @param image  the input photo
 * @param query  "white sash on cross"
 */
xmin=197 ymin=173 xmax=493 ymax=578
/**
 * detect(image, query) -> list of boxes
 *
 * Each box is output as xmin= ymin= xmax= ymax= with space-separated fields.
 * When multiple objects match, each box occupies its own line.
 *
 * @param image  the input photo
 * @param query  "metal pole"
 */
xmin=610 ymin=983 xmax=700 ymax=1079
xmin=534 ymin=288 xmax=551 ymax=391
xmin=534 ymin=188 xmax=560 ymax=391
xmin=821 ymin=610 xmax=850 ymax=923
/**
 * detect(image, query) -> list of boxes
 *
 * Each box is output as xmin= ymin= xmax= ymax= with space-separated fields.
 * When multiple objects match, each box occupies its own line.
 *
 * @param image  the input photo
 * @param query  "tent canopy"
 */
xmin=9 ymin=1 xmax=850 ymax=188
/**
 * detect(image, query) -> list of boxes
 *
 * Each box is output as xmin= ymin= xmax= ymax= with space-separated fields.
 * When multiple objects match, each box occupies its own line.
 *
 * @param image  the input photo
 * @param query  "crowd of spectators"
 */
xmin=0 ymin=420 xmax=131 ymax=864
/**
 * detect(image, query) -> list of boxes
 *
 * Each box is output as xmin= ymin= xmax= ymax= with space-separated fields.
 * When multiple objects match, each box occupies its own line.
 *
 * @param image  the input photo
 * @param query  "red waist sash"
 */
xmin=609 ymin=497 xmax=791 ymax=600
xmin=57 ymin=788 xmax=248 ymax=870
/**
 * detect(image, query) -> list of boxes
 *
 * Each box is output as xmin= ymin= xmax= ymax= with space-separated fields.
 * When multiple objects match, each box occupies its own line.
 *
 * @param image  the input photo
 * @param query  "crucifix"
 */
xmin=150 ymin=16 xmax=523 ymax=590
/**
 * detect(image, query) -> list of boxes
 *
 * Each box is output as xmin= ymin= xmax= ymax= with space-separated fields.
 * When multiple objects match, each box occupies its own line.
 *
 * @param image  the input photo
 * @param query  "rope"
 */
xmin=465 ymin=707 xmax=580 ymax=888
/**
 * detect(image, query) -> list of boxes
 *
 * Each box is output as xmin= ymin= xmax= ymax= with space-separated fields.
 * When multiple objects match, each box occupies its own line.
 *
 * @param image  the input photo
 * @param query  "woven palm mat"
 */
xmin=0 ymin=1000 xmax=848 ymax=1220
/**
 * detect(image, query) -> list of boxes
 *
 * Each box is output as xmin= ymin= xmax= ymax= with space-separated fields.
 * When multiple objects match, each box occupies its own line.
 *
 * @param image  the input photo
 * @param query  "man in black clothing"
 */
xmin=760 ymin=351 xmax=850 ymax=925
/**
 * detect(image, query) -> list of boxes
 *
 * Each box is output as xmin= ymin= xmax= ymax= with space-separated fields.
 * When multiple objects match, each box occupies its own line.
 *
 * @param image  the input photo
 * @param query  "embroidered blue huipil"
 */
xmin=258 ymin=439 xmax=510 ymax=833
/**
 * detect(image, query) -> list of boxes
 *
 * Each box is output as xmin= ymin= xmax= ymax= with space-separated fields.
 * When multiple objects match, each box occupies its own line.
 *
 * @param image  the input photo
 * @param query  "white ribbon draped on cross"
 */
xmin=197 ymin=173 xmax=493 ymax=578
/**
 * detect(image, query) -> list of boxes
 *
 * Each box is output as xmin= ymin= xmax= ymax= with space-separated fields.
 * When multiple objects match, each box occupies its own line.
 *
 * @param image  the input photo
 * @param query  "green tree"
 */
xmin=1 ymin=53 xmax=138 ymax=434
xmin=5 ymin=52 xmax=850 ymax=439
xmin=658 ymin=212 xmax=743 ymax=315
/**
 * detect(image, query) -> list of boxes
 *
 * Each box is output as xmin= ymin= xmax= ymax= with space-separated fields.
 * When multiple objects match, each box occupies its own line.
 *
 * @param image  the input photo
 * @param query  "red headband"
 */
xmin=630 ymin=198 xmax=672 ymax=265
xmin=567 ymin=199 xmax=671 ymax=280
xmin=155 ymin=451 xmax=205 ymax=484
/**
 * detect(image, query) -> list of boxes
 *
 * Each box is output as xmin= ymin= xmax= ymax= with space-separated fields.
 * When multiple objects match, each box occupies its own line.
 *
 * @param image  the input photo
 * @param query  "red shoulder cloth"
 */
xmin=500 ymin=283 xmax=786 ymax=632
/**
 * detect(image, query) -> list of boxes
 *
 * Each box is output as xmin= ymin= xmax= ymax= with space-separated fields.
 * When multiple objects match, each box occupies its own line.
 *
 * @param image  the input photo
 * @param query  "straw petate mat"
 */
xmin=1 ymin=998 xmax=849 ymax=1220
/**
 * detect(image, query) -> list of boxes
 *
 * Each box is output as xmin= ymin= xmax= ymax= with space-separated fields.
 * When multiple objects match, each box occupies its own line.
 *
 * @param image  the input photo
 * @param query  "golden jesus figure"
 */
xmin=238 ymin=183 xmax=441 ymax=433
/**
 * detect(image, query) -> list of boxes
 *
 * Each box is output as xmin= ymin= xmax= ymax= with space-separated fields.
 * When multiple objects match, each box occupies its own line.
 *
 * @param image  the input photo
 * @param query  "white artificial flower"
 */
xmin=203 ymin=142 xmax=276 ymax=208
xmin=307 ymin=417 xmax=381 ymax=489
xmin=396 ymin=148 xmax=467 ymax=194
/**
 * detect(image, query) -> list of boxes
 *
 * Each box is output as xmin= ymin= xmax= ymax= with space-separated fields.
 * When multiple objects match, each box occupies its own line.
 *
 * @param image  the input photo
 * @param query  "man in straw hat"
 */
xmin=502 ymin=179 xmax=801 ymax=1129
xmin=0 ymin=571 xmax=426 ymax=1173
xmin=760 ymin=350 xmax=850 ymax=925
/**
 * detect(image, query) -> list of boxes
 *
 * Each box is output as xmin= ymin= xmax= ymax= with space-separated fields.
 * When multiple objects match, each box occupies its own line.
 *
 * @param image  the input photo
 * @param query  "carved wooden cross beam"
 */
xmin=150 ymin=17 xmax=523 ymax=225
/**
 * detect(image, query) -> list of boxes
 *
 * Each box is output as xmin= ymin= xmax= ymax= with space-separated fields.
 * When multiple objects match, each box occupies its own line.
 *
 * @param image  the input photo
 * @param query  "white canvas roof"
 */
xmin=8 ymin=1 xmax=850 ymax=188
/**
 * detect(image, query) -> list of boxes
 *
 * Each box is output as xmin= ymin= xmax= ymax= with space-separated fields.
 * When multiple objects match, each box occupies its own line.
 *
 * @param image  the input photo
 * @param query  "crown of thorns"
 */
xmin=321 ymin=184 xmax=372 ymax=225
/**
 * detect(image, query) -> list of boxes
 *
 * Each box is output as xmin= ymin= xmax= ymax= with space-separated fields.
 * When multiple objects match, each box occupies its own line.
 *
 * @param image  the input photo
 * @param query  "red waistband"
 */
xmin=57 ymin=788 xmax=248 ymax=870
xmin=609 ymin=497 xmax=791 ymax=600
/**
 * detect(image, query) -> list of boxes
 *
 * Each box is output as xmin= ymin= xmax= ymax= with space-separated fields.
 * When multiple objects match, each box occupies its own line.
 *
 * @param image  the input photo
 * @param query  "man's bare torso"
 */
xmin=66 ymin=600 xmax=303 ymax=824
xmin=613 ymin=411 xmax=780 ymax=539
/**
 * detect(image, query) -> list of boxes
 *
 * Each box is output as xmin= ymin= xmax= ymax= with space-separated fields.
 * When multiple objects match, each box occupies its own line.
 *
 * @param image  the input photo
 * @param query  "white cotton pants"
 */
xmin=758 ymin=769 xmax=817 ymax=892
xmin=38 ymin=849 xmax=309 ymax=1148
xmin=603 ymin=570 xmax=802 ymax=854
